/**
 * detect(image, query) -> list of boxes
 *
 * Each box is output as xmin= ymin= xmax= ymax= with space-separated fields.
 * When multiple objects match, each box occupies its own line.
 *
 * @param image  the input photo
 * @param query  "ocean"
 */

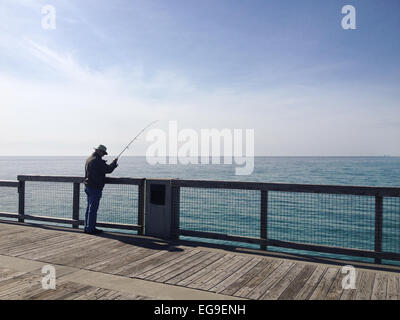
xmin=1 ymin=156 xmax=400 ymax=185
xmin=0 ymin=156 xmax=399 ymax=265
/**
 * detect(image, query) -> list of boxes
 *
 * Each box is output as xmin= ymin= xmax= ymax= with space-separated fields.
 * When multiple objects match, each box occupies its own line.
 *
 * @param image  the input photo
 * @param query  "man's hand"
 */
xmin=111 ymin=158 xmax=118 ymax=167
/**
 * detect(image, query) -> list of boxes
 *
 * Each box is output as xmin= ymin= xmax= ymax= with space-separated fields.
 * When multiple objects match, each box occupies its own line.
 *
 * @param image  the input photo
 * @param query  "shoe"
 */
xmin=84 ymin=228 xmax=103 ymax=235
xmin=93 ymin=228 xmax=103 ymax=234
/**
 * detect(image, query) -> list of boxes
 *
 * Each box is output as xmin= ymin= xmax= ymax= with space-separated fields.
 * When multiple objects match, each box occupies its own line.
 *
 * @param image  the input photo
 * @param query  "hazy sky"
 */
xmin=1 ymin=0 xmax=399 ymax=156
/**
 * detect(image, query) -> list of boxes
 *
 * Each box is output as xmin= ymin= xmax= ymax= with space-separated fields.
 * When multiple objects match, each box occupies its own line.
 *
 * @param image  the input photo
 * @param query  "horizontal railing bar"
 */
xmin=17 ymin=175 xmax=84 ymax=183
xmin=0 ymin=181 xmax=19 ymax=187
xmin=266 ymin=239 xmax=400 ymax=261
xmin=95 ymin=221 xmax=141 ymax=231
xmin=0 ymin=212 xmax=19 ymax=219
xmin=179 ymin=229 xmax=263 ymax=245
xmin=22 ymin=214 xmax=80 ymax=225
xmin=179 ymin=229 xmax=400 ymax=261
xmin=105 ymin=177 xmax=144 ymax=185
xmin=0 ymin=214 xmax=140 ymax=231
xmin=172 ymin=179 xmax=400 ymax=196
xmin=17 ymin=175 xmax=144 ymax=185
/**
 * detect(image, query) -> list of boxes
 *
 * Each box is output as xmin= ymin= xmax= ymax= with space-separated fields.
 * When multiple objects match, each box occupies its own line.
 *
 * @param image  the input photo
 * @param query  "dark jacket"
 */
xmin=84 ymin=152 xmax=118 ymax=190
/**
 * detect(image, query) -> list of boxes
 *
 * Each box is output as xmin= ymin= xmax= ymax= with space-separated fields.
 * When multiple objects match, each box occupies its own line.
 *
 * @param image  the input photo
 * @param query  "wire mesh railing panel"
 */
xmin=25 ymin=182 xmax=73 ymax=219
xmin=0 ymin=187 xmax=18 ymax=214
xmin=179 ymin=187 xmax=260 ymax=238
xmin=79 ymin=184 xmax=139 ymax=226
xmin=267 ymin=192 xmax=376 ymax=251
xmin=383 ymin=197 xmax=400 ymax=254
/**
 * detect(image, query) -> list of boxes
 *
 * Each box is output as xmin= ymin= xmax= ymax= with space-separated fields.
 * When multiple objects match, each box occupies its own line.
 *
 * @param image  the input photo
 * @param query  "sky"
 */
xmin=0 ymin=0 xmax=399 ymax=156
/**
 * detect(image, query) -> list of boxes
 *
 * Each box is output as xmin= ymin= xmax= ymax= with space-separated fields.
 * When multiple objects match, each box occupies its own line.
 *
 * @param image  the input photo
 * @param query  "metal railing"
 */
xmin=171 ymin=179 xmax=400 ymax=264
xmin=0 ymin=175 xmax=145 ymax=234
xmin=1 ymin=176 xmax=400 ymax=264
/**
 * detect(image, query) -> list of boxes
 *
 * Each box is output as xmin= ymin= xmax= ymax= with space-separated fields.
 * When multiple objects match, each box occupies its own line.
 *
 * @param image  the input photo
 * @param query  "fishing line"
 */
xmin=115 ymin=120 xmax=159 ymax=160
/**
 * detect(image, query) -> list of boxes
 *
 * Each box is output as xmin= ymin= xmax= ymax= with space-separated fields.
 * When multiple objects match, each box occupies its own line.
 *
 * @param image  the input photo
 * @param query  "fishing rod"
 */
xmin=115 ymin=120 xmax=159 ymax=161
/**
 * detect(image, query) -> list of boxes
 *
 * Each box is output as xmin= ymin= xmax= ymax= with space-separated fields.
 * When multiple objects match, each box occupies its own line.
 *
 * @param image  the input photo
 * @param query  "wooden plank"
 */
xmin=221 ymin=258 xmax=273 ymax=296
xmin=5 ymin=233 xmax=74 ymax=257
xmin=0 ymin=272 xmax=40 ymax=298
xmin=0 ymin=269 xmax=27 ymax=284
xmin=0 ymin=225 xmax=34 ymax=238
xmin=354 ymin=271 xmax=376 ymax=300
xmin=13 ymin=234 xmax=83 ymax=258
xmin=144 ymin=250 xmax=207 ymax=281
xmin=210 ymin=257 xmax=263 ymax=294
xmin=129 ymin=249 xmax=196 ymax=278
xmin=176 ymin=254 xmax=236 ymax=287
xmin=309 ymin=267 xmax=339 ymax=300
xmin=325 ymin=267 xmax=347 ymax=300
xmin=67 ymin=241 xmax=131 ymax=269
xmin=73 ymin=287 xmax=111 ymax=300
xmin=28 ymin=280 xmax=88 ymax=300
xmin=81 ymin=244 xmax=144 ymax=271
xmin=38 ymin=237 xmax=111 ymax=265
xmin=261 ymin=263 xmax=306 ymax=300
xmin=137 ymin=249 xmax=201 ymax=280
xmin=85 ymin=245 xmax=150 ymax=272
xmin=233 ymin=259 xmax=282 ymax=298
xmin=20 ymin=234 xmax=99 ymax=260
xmin=2 ymin=279 xmax=44 ymax=300
xmin=114 ymin=249 xmax=179 ymax=277
xmin=55 ymin=285 xmax=97 ymax=300
xmin=46 ymin=238 xmax=121 ymax=267
xmin=0 ymin=227 xmax=53 ymax=248
xmin=152 ymin=251 xmax=212 ymax=283
xmin=386 ymin=274 xmax=400 ymax=300
xmin=165 ymin=252 xmax=225 ymax=285
xmin=371 ymin=273 xmax=388 ymax=300
xmin=246 ymin=260 xmax=295 ymax=300
xmin=189 ymin=255 xmax=249 ymax=291
xmin=278 ymin=264 xmax=317 ymax=300
xmin=294 ymin=265 xmax=326 ymax=300
xmin=96 ymin=290 xmax=124 ymax=300
xmin=340 ymin=269 xmax=364 ymax=300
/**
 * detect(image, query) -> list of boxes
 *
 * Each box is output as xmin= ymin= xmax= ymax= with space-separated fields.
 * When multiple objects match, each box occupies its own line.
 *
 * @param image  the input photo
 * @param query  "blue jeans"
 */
xmin=84 ymin=186 xmax=102 ymax=232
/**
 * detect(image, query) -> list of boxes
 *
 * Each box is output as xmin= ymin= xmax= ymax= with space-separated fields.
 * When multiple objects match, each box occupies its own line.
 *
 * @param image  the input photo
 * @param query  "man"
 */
xmin=84 ymin=144 xmax=118 ymax=234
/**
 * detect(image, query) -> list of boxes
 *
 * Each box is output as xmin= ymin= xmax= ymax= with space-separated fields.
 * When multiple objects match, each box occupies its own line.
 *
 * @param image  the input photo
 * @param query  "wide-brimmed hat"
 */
xmin=94 ymin=144 xmax=108 ymax=155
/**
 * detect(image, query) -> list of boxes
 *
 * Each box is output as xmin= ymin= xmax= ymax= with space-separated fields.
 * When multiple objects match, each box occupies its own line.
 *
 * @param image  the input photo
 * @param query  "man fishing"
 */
xmin=83 ymin=121 xmax=158 ymax=235
xmin=83 ymin=144 xmax=118 ymax=234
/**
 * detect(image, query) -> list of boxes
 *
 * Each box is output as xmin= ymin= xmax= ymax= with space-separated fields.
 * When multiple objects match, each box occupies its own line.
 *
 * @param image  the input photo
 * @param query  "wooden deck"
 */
xmin=0 ymin=221 xmax=399 ymax=300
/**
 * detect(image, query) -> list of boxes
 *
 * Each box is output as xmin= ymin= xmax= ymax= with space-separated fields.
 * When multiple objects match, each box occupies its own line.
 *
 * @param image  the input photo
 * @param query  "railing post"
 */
xmin=18 ymin=180 xmax=25 ymax=223
xmin=374 ymin=195 xmax=383 ymax=264
xmin=72 ymin=183 xmax=80 ymax=229
xmin=138 ymin=179 xmax=145 ymax=235
xmin=260 ymin=190 xmax=268 ymax=250
xmin=171 ymin=185 xmax=180 ymax=241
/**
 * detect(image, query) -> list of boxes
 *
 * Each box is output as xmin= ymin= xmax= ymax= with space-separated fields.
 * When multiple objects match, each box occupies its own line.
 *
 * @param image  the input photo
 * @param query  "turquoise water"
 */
xmin=0 ymin=156 xmax=399 ymax=265
xmin=1 ymin=156 xmax=400 ymax=186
